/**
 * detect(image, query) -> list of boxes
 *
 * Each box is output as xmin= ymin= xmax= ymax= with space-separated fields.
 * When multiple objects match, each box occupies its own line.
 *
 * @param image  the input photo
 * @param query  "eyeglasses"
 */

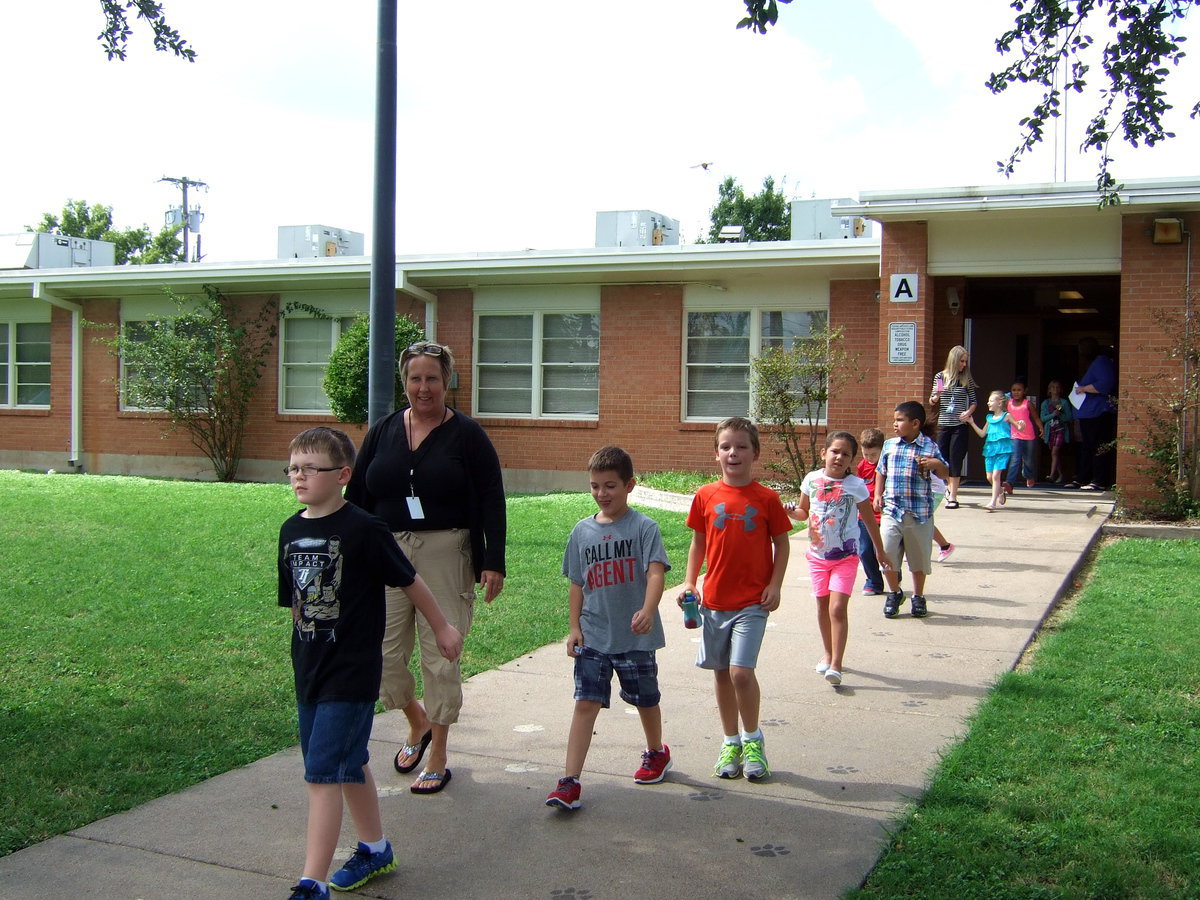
xmin=284 ymin=464 xmax=343 ymax=477
xmin=405 ymin=341 xmax=445 ymax=357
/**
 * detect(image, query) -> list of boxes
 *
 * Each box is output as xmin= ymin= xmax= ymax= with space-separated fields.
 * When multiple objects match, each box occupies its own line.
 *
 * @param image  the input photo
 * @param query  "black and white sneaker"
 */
xmin=883 ymin=590 xmax=905 ymax=618
xmin=910 ymin=595 xmax=928 ymax=618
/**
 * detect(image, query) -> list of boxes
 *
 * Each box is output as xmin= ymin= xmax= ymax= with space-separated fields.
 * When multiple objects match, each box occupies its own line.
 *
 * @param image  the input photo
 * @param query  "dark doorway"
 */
xmin=961 ymin=274 xmax=1119 ymax=484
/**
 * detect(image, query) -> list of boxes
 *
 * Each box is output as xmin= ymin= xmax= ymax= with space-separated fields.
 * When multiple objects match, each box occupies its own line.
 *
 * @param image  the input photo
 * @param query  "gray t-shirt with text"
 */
xmin=562 ymin=508 xmax=671 ymax=654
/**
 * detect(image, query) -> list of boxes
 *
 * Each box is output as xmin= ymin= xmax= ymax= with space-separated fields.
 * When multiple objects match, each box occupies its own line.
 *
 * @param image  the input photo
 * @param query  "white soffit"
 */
xmin=927 ymin=213 xmax=1121 ymax=276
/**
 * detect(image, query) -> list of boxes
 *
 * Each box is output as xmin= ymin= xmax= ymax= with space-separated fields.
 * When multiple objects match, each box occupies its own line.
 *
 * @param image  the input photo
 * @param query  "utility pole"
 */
xmin=159 ymin=175 xmax=207 ymax=261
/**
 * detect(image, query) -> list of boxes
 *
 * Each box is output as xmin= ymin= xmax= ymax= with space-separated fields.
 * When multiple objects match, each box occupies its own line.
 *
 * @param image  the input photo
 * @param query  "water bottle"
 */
xmin=681 ymin=590 xmax=702 ymax=629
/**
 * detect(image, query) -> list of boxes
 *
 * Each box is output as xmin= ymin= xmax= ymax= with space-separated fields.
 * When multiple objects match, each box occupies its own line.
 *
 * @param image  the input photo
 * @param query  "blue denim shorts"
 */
xmin=297 ymin=699 xmax=376 ymax=784
xmin=573 ymin=647 xmax=661 ymax=708
xmin=696 ymin=605 xmax=769 ymax=670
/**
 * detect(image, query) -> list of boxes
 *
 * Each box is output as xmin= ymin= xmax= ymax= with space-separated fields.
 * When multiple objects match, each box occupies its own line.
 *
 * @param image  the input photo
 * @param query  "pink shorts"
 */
xmin=806 ymin=553 xmax=860 ymax=598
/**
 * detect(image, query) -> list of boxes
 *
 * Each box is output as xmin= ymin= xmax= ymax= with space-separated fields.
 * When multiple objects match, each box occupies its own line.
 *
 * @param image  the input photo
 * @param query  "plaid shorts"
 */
xmin=573 ymin=647 xmax=660 ymax=708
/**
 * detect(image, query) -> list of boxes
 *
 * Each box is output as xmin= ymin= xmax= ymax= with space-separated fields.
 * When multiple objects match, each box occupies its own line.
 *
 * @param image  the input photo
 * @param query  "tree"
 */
xmin=97 ymin=0 xmax=195 ymax=60
xmin=751 ymin=319 xmax=865 ymax=490
xmin=703 ymin=176 xmax=792 ymax=242
xmin=988 ymin=0 xmax=1199 ymax=203
xmin=742 ymin=0 xmax=1196 ymax=203
xmin=32 ymin=199 xmax=183 ymax=265
xmin=98 ymin=286 xmax=277 ymax=481
xmin=323 ymin=314 xmax=425 ymax=424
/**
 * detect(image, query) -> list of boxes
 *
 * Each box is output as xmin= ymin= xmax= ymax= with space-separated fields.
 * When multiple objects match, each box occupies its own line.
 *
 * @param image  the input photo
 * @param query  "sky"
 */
xmin=3 ymin=1 xmax=1199 ymax=262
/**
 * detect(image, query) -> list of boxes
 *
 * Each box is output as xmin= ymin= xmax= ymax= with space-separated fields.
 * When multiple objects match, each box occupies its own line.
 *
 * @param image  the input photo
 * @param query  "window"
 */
xmin=1 ymin=321 xmax=51 ymax=408
xmin=120 ymin=320 xmax=209 ymax=411
xmin=477 ymin=313 xmax=599 ymax=417
xmin=685 ymin=308 xmax=825 ymax=420
xmin=280 ymin=316 xmax=357 ymax=413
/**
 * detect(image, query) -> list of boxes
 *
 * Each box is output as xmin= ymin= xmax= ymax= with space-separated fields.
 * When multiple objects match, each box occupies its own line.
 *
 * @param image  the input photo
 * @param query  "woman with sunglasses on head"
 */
xmin=346 ymin=340 xmax=507 ymax=795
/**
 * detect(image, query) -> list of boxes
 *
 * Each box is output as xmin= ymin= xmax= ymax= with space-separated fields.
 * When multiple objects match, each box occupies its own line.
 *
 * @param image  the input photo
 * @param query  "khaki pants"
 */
xmin=380 ymin=529 xmax=476 ymax=724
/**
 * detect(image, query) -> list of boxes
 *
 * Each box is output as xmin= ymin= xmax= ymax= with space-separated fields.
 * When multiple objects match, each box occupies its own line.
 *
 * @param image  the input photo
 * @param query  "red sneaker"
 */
xmin=633 ymin=745 xmax=673 ymax=784
xmin=546 ymin=776 xmax=581 ymax=810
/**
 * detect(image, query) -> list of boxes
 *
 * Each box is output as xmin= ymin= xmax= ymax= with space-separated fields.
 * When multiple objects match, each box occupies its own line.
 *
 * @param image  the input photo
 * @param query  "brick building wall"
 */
xmin=1116 ymin=212 xmax=1193 ymax=500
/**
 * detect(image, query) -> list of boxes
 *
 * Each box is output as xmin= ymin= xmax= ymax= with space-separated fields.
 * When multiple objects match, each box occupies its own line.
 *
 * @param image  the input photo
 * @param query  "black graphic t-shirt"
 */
xmin=277 ymin=503 xmax=416 ymax=704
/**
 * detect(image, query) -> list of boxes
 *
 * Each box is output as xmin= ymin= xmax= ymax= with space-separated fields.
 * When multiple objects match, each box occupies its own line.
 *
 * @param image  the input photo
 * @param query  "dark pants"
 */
xmin=1077 ymin=412 xmax=1117 ymax=488
xmin=858 ymin=518 xmax=883 ymax=592
xmin=936 ymin=424 xmax=969 ymax=478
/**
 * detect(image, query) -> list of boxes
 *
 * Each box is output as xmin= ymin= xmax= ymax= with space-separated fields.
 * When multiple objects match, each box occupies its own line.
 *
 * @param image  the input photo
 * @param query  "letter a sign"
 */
xmin=889 ymin=273 xmax=918 ymax=303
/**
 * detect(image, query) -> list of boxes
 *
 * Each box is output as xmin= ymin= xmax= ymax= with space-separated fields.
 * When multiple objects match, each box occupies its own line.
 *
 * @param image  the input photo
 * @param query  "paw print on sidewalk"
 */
xmin=927 ymin=652 xmax=950 ymax=659
xmin=826 ymin=764 xmax=860 ymax=775
xmin=760 ymin=717 xmax=789 ymax=728
xmin=751 ymin=843 xmax=791 ymax=858
xmin=689 ymin=789 xmax=723 ymax=802
xmin=902 ymin=699 xmax=928 ymax=708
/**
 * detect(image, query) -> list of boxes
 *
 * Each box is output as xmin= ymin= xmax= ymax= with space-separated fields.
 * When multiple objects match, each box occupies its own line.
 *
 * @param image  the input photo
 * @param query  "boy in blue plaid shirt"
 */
xmin=872 ymin=401 xmax=949 ymax=619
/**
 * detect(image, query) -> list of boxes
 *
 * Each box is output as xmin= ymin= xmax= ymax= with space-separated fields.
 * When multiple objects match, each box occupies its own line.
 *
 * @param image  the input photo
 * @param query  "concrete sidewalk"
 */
xmin=0 ymin=486 xmax=1113 ymax=900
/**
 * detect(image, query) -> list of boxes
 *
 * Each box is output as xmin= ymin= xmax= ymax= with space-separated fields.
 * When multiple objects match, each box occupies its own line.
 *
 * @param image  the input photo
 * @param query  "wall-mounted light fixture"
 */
xmin=1153 ymin=218 xmax=1184 ymax=244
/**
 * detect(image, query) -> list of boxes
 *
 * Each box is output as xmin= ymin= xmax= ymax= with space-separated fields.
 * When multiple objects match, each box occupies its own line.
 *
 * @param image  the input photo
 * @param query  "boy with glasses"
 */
xmin=279 ymin=427 xmax=462 ymax=899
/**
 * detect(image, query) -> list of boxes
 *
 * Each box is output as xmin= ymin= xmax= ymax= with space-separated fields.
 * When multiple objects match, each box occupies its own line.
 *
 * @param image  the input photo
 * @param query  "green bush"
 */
xmin=323 ymin=315 xmax=424 ymax=423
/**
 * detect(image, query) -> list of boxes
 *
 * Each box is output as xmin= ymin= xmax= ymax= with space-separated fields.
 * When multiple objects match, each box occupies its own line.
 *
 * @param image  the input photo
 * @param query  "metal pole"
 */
xmin=181 ymin=178 xmax=190 ymax=261
xmin=368 ymin=0 xmax=398 ymax=425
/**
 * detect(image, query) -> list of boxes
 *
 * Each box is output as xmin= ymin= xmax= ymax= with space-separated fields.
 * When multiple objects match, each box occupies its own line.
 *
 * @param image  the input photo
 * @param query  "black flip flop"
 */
xmin=410 ymin=768 xmax=451 ymax=794
xmin=393 ymin=729 xmax=433 ymax=774
xmin=944 ymin=500 xmax=959 ymax=509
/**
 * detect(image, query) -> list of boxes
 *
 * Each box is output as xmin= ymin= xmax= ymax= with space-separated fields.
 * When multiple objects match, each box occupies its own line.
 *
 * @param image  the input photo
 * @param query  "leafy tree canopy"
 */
xmin=704 ymin=175 xmax=792 ymax=242
xmin=98 ymin=0 xmax=195 ymax=61
xmin=987 ymin=0 xmax=1198 ymax=202
xmin=32 ymin=199 xmax=182 ymax=265
xmin=741 ymin=0 xmax=1197 ymax=203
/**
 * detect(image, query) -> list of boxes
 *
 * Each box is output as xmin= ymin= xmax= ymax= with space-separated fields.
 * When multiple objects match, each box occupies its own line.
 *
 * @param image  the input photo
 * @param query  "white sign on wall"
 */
xmin=888 ymin=322 xmax=917 ymax=365
xmin=890 ymin=273 xmax=919 ymax=303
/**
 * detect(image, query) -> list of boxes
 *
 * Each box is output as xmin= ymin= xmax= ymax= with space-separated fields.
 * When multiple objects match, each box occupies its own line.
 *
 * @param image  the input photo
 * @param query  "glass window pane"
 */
xmin=479 ymin=315 xmax=533 ymax=340
xmin=688 ymin=311 xmax=749 ymax=338
xmin=543 ymin=389 xmax=599 ymax=415
xmin=687 ymin=390 xmax=749 ymax=418
xmin=283 ymin=318 xmax=332 ymax=364
xmin=688 ymin=366 xmax=748 ymax=391
xmin=687 ymin=336 xmax=748 ymax=365
xmin=478 ymin=338 xmax=533 ymax=364
xmin=16 ymin=381 xmax=51 ymax=405
xmin=478 ymin=388 xmax=532 ymax=415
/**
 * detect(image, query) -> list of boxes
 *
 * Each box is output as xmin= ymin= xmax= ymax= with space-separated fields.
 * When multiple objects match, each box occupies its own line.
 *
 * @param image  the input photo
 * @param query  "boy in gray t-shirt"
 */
xmin=545 ymin=446 xmax=672 ymax=812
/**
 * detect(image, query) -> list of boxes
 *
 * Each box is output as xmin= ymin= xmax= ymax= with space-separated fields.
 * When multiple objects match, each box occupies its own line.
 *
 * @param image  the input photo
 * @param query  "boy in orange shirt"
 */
xmin=680 ymin=417 xmax=792 ymax=782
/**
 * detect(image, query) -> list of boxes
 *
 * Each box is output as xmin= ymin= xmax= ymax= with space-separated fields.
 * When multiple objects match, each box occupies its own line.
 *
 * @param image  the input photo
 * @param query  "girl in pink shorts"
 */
xmin=788 ymin=432 xmax=891 ymax=687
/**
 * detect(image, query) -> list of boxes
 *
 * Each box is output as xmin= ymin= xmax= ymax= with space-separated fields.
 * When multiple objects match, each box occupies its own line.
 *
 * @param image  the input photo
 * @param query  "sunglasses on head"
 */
xmin=405 ymin=341 xmax=445 ymax=357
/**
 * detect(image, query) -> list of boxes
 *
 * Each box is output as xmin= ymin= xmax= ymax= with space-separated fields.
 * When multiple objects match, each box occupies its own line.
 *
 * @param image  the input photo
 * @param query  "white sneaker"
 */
xmin=937 ymin=543 xmax=955 ymax=562
xmin=815 ymin=661 xmax=830 ymax=675
xmin=825 ymin=668 xmax=842 ymax=686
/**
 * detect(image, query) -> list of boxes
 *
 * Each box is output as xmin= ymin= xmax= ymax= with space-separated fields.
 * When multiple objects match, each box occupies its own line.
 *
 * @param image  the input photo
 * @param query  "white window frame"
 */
xmin=0 ymin=317 xmax=52 ymax=409
xmin=277 ymin=292 xmax=370 ymax=414
xmin=473 ymin=286 xmax=600 ymax=420
xmin=683 ymin=286 xmax=828 ymax=423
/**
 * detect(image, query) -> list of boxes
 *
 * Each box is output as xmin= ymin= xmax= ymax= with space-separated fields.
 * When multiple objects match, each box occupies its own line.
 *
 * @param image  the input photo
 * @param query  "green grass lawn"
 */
xmin=849 ymin=537 xmax=1200 ymax=900
xmin=0 ymin=471 xmax=690 ymax=857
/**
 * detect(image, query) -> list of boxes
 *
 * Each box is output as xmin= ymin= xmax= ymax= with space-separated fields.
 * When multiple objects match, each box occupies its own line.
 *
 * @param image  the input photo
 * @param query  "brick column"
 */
xmin=877 ymin=222 xmax=938 ymax=424
xmin=1117 ymin=213 xmax=1193 ymax=501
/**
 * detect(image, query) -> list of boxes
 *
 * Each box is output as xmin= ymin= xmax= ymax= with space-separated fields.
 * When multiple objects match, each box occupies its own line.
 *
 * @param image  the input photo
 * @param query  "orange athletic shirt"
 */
xmin=686 ymin=480 xmax=792 ymax=611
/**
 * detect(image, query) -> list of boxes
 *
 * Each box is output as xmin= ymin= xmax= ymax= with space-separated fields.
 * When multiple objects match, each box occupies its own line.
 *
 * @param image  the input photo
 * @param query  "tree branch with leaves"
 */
xmin=751 ymin=321 xmax=864 ymax=489
xmin=987 ymin=0 xmax=1197 ymax=203
xmin=95 ymin=286 xmax=276 ymax=481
